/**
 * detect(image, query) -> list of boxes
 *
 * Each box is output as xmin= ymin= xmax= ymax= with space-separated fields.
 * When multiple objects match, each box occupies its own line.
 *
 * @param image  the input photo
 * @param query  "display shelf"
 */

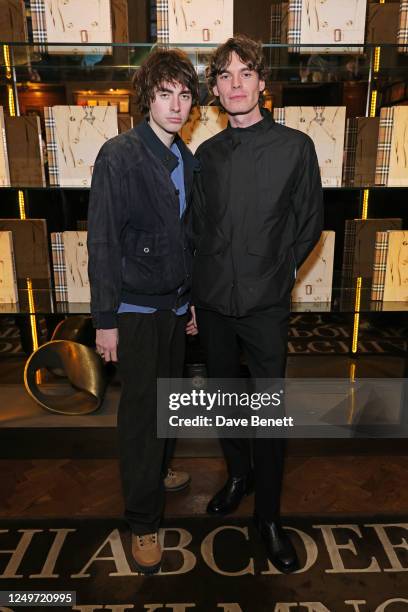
xmin=1 ymin=287 xmax=408 ymax=316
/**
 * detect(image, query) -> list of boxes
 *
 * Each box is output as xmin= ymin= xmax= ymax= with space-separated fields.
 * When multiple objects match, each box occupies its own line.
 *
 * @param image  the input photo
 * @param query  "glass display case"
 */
xmin=1 ymin=0 xmax=408 ymax=449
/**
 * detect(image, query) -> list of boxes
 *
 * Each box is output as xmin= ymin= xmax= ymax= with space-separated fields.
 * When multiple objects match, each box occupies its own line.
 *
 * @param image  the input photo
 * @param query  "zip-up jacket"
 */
xmin=192 ymin=110 xmax=324 ymax=317
xmin=87 ymin=120 xmax=197 ymax=329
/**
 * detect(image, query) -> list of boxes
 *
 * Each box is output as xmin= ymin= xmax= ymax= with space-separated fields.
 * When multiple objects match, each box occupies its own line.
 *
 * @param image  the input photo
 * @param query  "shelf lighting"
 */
xmin=352 ymin=277 xmax=362 ymax=354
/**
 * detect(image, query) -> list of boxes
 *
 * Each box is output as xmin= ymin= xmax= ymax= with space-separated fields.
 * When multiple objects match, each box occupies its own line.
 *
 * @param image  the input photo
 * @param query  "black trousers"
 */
xmin=117 ymin=311 xmax=187 ymax=535
xmin=197 ymin=303 xmax=290 ymax=522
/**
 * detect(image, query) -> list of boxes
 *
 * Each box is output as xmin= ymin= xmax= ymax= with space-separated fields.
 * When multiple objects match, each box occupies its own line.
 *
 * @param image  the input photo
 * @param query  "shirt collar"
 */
xmin=135 ymin=118 xmax=181 ymax=173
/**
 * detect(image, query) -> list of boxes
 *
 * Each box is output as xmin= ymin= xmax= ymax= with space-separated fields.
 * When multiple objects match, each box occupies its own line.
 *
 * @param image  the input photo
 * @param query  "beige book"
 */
xmin=48 ymin=105 xmax=118 ymax=187
xmin=34 ymin=0 xmax=113 ymax=54
xmin=284 ymin=106 xmax=346 ymax=187
xmin=291 ymin=231 xmax=335 ymax=303
xmin=167 ymin=0 xmax=233 ymax=44
xmin=300 ymin=0 xmax=367 ymax=53
xmin=63 ymin=231 xmax=90 ymax=303
xmin=0 ymin=107 xmax=11 ymax=187
xmin=388 ymin=106 xmax=408 ymax=187
xmin=0 ymin=231 xmax=18 ymax=304
xmin=180 ymin=106 xmax=228 ymax=154
xmin=383 ymin=231 xmax=408 ymax=301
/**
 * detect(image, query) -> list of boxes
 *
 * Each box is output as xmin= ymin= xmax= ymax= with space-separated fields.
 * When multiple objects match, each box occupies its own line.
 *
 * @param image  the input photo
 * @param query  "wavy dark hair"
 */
xmin=206 ymin=35 xmax=268 ymax=104
xmin=132 ymin=49 xmax=200 ymax=115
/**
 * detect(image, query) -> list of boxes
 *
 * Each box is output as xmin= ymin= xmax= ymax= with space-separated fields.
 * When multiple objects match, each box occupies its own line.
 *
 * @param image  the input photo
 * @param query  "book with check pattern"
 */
xmin=375 ymin=106 xmax=408 ymax=187
xmin=341 ymin=218 xmax=403 ymax=290
xmin=30 ymin=0 xmax=113 ymax=55
xmin=371 ymin=231 xmax=390 ymax=302
xmin=51 ymin=232 xmax=67 ymax=302
xmin=398 ymin=0 xmax=408 ymax=53
xmin=0 ymin=231 xmax=18 ymax=304
xmin=44 ymin=106 xmax=118 ymax=187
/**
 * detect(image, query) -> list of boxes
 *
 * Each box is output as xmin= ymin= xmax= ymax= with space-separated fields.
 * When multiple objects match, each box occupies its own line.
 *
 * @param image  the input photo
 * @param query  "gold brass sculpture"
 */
xmin=24 ymin=339 xmax=107 ymax=415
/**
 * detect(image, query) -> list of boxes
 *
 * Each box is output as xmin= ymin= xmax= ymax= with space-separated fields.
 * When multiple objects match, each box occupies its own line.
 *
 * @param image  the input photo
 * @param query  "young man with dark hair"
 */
xmin=87 ymin=48 xmax=199 ymax=574
xmin=192 ymin=35 xmax=323 ymax=573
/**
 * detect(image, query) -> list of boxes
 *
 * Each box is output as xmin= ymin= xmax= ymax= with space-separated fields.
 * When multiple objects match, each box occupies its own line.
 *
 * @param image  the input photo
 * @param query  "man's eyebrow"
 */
xmin=219 ymin=66 xmax=253 ymax=74
xmin=157 ymin=86 xmax=191 ymax=94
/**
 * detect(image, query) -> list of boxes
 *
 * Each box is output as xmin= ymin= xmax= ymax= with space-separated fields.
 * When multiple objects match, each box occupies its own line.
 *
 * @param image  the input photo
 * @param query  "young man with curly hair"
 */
xmin=192 ymin=35 xmax=323 ymax=573
xmin=87 ymin=49 xmax=199 ymax=574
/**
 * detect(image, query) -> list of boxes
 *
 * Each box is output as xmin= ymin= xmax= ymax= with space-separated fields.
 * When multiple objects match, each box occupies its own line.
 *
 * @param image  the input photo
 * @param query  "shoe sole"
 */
xmin=132 ymin=559 xmax=162 ymax=575
xmin=164 ymin=477 xmax=191 ymax=493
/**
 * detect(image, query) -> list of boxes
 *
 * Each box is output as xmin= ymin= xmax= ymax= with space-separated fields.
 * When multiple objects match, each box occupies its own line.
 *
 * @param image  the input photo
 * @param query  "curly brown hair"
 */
xmin=132 ymin=48 xmax=200 ymax=115
xmin=206 ymin=34 xmax=268 ymax=102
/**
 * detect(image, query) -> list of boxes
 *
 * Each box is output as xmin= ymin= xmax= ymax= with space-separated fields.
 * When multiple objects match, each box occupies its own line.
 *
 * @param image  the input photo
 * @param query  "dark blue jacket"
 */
xmin=87 ymin=119 xmax=197 ymax=329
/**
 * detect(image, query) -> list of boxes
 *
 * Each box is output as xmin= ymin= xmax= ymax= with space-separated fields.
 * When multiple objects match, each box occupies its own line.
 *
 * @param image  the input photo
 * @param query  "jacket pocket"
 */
xmin=126 ymin=229 xmax=170 ymax=256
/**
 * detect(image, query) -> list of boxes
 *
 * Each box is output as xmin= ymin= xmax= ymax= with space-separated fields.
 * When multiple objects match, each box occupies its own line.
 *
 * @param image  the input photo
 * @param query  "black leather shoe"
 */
xmin=206 ymin=472 xmax=254 ymax=515
xmin=253 ymin=514 xmax=299 ymax=574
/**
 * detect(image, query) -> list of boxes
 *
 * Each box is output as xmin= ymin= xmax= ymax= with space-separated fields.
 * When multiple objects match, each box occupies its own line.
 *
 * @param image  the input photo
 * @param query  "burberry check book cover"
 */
xmin=44 ymin=105 xmax=118 ymax=187
xmin=341 ymin=219 xmax=403 ymax=290
xmin=371 ymin=231 xmax=390 ymax=302
xmin=287 ymin=0 xmax=367 ymax=53
xmin=291 ymin=230 xmax=335 ymax=303
xmin=51 ymin=232 xmax=67 ymax=302
xmin=398 ymin=0 xmax=408 ymax=53
xmin=383 ymin=231 xmax=408 ymax=302
xmin=30 ymin=0 xmax=113 ymax=54
xmin=375 ymin=106 xmax=408 ymax=187
xmin=157 ymin=0 xmax=233 ymax=44
xmin=0 ymin=231 xmax=18 ymax=304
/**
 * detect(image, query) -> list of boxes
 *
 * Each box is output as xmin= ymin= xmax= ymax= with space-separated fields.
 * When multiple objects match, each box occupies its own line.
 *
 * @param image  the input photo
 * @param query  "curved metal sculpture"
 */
xmin=24 ymin=339 xmax=107 ymax=415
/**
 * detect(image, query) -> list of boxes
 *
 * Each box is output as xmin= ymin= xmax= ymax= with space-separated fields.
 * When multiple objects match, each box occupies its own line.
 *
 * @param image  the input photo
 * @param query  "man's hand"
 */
xmin=96 ymin=328 xmax=118 ymax=362
xmin=186 ymin=305 xmax=198 ymax=336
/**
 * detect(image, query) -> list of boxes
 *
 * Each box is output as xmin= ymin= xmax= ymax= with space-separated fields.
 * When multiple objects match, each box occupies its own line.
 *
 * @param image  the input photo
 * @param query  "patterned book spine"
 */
xmin=341 ymin=220 xmax=357 ymax=288
xmin=398 ymin=0 xmax=408 ymax=53
xmin=371 ymin=231 xmax=390 ymax=301
xmin=375 ymin=107 xmax=394 ymax=186
xmin=30 ymin=0 xmax=47 ymax=53
xmin=273 ymin=108 xmax=286 ymax=125
xmin=342 ymin=118 xmax=358 ymax=186
xmin=156 ymin=0 xmax=169 ymax=44
xmin=44 ymin=106 xmax=59 ymax=186
xmin=51 ymin=232 xmax=67 ymax=302
xmin=287 ymin=0 xmax=301 ymax=53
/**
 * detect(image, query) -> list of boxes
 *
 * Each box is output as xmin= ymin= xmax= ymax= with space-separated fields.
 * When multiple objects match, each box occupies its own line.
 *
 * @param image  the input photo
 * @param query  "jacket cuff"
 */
xmin=92 ymin=312 xmax=118 ymax=329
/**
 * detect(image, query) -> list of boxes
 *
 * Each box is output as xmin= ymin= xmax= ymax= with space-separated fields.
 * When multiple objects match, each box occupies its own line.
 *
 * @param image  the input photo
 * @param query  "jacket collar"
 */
xmin=135 ymin=118 xmax=199 ymax=199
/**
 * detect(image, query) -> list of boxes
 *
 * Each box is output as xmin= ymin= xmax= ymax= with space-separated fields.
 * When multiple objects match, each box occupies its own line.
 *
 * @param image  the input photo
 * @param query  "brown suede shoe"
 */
xmin=164 ymin=468 xmax=191 ymax=492
xmin=131 ymin=532 xmax=162 ymax=574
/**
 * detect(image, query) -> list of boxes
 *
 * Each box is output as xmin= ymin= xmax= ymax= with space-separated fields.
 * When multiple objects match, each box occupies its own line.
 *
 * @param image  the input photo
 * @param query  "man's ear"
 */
xmin=259 ymin=79 xmax=266 ymax=93
xmin=213 ymin=83 xmax=219 ymax=97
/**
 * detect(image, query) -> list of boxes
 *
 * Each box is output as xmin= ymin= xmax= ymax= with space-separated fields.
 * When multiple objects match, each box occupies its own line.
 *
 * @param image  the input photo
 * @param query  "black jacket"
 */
xmin=192 ymin=110 xmax=324 ymax=317
xmin=87 ymin=120 xmax=197 ymax=329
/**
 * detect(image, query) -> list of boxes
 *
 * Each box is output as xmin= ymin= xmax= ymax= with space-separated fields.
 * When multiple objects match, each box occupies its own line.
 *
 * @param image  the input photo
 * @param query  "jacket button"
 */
xmin=143 ymin=247 xmax=150 ymax=253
